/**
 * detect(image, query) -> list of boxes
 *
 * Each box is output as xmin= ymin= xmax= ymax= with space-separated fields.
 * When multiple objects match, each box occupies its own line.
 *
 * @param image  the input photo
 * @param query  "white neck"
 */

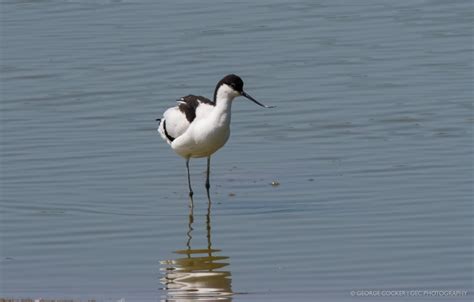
xmin=215 ymin=84 xmax=239 ymax=105
xmin=213 ymin=84 xmax=239 ymax=125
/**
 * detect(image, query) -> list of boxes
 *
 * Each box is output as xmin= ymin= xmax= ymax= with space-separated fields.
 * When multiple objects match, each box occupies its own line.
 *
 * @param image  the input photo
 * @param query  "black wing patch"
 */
xmin=178 ymin=95 xmax=214 ymax=123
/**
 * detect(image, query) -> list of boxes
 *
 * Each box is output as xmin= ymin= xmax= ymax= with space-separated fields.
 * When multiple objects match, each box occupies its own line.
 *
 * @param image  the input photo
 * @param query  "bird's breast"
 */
xmin=187 ymin=115 xmax=230 ymax=157
xmin=194 ymin=119 xmax=230 ymax=145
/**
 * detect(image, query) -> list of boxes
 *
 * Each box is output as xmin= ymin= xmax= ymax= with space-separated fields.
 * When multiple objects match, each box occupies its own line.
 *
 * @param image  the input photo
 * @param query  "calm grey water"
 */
xmin=1 ymin=0 xmax=472 ymax=301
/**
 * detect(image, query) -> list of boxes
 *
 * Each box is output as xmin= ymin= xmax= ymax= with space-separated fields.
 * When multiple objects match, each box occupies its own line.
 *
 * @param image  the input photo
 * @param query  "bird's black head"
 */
xmin=212 ymin=74 xmax=275 ymax=108
xmin=221 ymin=74 xmax=244 ymax=93
xmin=213 ymin=74 xmax=244 ymax=101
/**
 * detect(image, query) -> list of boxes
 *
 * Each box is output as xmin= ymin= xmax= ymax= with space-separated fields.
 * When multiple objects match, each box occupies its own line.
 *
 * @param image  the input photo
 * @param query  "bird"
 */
xmin=157 ymin=74 xmax=274 ymax=198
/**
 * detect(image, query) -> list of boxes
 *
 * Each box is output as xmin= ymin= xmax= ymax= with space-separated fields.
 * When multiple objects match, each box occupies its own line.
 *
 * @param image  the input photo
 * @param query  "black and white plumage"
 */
xmin=157 ymin=74 xmax=274 ymax=197
xmin=158 ymin=95 xmax=214 ymax=144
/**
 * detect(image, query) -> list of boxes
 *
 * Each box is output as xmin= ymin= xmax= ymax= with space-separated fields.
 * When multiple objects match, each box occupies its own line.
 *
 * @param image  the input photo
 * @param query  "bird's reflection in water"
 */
xmin=160 ymin=195 xmax=232 ymax=301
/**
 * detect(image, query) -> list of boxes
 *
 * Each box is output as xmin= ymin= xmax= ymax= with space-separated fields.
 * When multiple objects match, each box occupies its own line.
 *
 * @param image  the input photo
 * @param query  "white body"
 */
xmin=158 ymin=85 xmax=238 ymax=159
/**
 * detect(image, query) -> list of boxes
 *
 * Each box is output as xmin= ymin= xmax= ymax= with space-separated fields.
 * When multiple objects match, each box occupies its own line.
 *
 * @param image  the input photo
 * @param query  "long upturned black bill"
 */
xmin=241 ymin=91 xmax=275 ymax=108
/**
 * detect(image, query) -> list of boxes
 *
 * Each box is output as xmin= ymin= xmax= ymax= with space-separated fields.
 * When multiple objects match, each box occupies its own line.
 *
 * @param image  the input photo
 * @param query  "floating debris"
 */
xmin=228 ymin=193 xmax=236 ymax=197
xmin=271 ymin=181 xmax=280 ymax=187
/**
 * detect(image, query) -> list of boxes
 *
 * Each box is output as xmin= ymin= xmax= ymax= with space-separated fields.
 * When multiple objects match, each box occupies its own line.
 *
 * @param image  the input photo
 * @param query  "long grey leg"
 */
xmin=206 ymin=198 xmax=212 ymax=253
xmin=205 ymin=156 xmax=211 ymax=191
xmin=186 ymin=158 xmax=193 ymax=198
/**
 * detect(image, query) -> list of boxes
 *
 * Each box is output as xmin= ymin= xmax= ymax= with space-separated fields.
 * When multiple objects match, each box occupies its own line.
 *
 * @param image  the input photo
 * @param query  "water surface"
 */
xmin=1 ymin=0 xmax=472 ymax=301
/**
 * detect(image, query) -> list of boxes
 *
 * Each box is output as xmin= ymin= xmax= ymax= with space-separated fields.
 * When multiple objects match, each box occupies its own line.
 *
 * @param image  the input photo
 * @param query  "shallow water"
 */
xmin=1 ymin=0 xmax=472 ymax=301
